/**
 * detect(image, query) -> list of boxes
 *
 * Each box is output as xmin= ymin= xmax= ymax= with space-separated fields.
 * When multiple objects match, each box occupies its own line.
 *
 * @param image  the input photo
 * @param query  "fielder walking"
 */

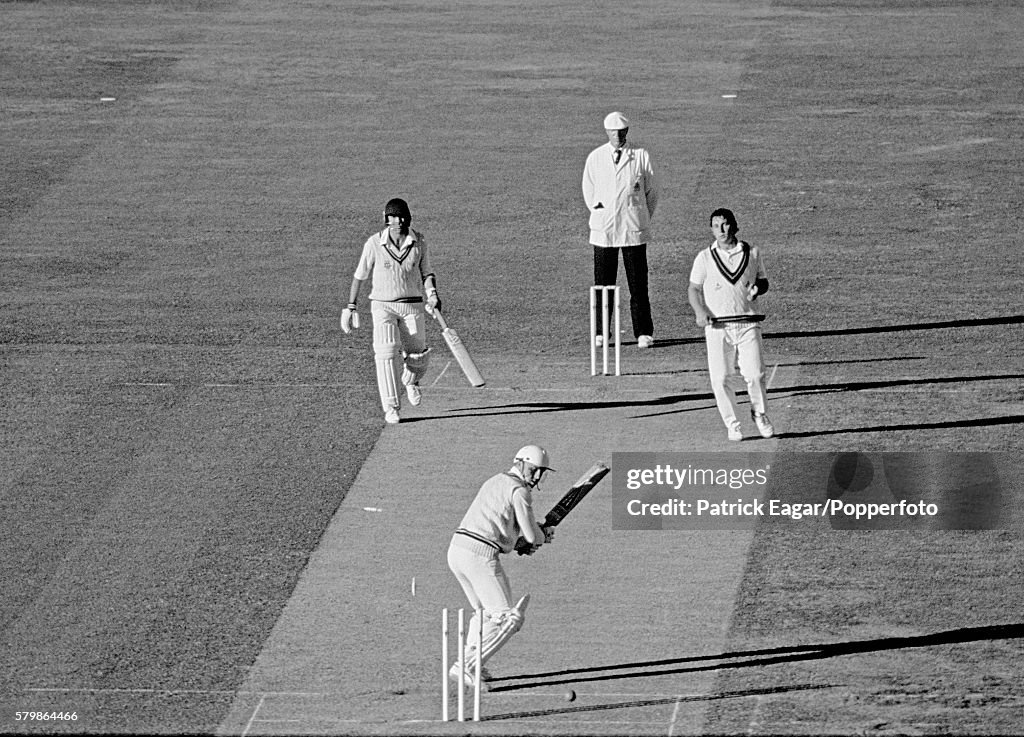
xmin=688 ymin=208 xmax=775 ymax=441
xmin=446 ymin=445 xmax=555 ymax=687
xmin=582 ymin=111 xmax=659 ymax=348
xmin=340 ymin=198 xmax=440 ymax=425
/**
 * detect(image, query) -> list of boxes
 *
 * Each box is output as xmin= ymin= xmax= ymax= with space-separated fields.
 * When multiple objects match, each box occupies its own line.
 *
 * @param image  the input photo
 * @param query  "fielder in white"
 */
xmin=446 ymin=445 xmax=555 ymax=687
xmin=340 ymin=198 xmax=440 ymax=425
xmin=688 ymin=208 xmax=775 ymax=441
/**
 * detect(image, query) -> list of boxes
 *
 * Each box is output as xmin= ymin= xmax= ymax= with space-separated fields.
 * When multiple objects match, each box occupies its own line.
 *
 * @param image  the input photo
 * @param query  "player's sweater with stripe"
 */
xmin=354 ymin=228 xmax=433 ymax=302
xmin=456 ymin=471 xmax=542 ymax=555
xmin=689 ymin=240 xmax=768 ymax=317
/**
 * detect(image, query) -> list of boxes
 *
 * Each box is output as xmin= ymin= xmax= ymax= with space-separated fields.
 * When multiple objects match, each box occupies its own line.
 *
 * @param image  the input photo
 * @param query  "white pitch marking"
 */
xmin=667 ymin=695 xmax=683 ymax=736
xmin=722 ymin=94 xmax=737 ymax=98
xmin=362 ymin=507 xmax=383 ymax=512
xmin=430 ymin=361 xmax=452 ymax=386
xmin=241 ymin=694 xmax=265 ymax=737
xmin=902 ymin=137 xmax=995 ymax=155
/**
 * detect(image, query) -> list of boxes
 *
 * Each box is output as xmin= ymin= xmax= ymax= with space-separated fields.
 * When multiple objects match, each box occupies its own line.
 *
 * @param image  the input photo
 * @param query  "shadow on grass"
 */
xmin=609 ymin=354 xmax=1004 ymax=405
xmin=655 ymin=314 xmax=1024 ymax=348
xmin=408 ymin=373 xmax=1023 ymax=423
xmin=482 ymin=683 xmax=830 ymax=722
xmin=778 ymin=355 xmax=926 ymax=367
xmin=778 ymin=413 xmax=1024 ymax=439
xmin=764 ymin=314 xmax=1024 ymax=340
xmin=782 ymin=373 xmax=1024 ymax=399
xmin=487 ymin=623 xmax=1024 ymax=696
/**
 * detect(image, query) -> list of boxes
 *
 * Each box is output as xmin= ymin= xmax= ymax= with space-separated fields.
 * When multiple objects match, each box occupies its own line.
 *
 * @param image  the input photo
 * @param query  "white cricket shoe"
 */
xmin=752 ymin=411 xmax=775 ymax=438
xmin=384 ymin=408 xmax=400 ymax=425
xmin=727 ymin=425 xmax=743 ymax=442
xmin=637 ymin=335 xmax=655 ymax=349
xmin=406 ymin=383 xmax=422 ymax=406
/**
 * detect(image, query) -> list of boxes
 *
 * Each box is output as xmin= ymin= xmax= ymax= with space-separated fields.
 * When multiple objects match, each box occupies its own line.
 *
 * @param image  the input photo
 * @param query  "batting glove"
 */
xmin=426 ymin=290 xmax=441 ymax=313
xmin=340 ymin=304 xmax=360 ymax=333
xmin=748 ymin=278 xmax=768 ymax=300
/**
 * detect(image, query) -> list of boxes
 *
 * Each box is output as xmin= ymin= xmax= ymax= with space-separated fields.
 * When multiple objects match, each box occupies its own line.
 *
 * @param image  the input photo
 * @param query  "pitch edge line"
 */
xmin=430 ymin=361 xmax=451 ymax=386
xmin=667 ymin=695 xmax=683 ymax=737
xmin=241 ymin=694 xmax=265 ymax=737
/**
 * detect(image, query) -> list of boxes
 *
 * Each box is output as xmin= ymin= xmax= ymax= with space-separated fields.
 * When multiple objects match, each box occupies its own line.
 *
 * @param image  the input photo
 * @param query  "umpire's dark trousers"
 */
xmin=593 ymin=244 xmax=654 ymax=340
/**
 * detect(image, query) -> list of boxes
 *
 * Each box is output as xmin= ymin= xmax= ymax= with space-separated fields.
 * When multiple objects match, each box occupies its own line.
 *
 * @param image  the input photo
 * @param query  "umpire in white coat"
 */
xmin=582 ymin=111 xmax=659 ymax=348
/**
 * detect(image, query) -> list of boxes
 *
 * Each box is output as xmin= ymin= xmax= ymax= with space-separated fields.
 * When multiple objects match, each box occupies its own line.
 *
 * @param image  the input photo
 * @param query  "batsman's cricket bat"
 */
xmin=709 ymin=313 xmax=766 ymax=327
xmin=430 ymin=309 xmax=485 ymax=387
xmin=515 ymin=462 xmax=610 ymax=555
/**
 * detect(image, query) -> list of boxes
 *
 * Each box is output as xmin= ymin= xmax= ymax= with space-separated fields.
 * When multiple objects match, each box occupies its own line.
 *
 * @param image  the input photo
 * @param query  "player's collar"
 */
xmin=378 ymin=228 xmax=417 ymax=247
xmin=712 ymin=239 xmax=745 ymax=255
xmin=379 ymin=228 xmax=417 ymax=263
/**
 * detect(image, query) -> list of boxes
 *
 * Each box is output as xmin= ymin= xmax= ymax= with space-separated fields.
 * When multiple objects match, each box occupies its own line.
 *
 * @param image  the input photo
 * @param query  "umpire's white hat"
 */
xmin=603 ymin=111 xmax=629 ymax=130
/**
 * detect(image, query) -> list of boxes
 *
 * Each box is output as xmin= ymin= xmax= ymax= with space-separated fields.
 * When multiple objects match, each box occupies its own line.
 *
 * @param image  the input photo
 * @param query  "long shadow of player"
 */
xmin=483 ymin=623 xmax=1023 ymax=705
xmin=777 ymin=413 xmax=1023 ymax=439
xmin=481 ymin=683 xmax=830 ymax=722
xmin=654 ymin=314 xmax=1024 ymax=348
xmin=410 ymin=373 xmax=1023 ymax=423
xmin=762 ymin=314 xmax=1024 ymax=340
xmin=779 ymin=373 xmax=1024 ymax=399
xmin=632 ymin=373 xmax=1024 ymax=421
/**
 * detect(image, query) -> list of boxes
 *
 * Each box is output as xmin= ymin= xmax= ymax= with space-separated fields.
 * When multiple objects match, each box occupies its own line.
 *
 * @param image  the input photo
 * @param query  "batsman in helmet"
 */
xmin=446 ymin=445 xmax=556 ymax=688
xmin=340 ymin=198 xmax=440 ymax=424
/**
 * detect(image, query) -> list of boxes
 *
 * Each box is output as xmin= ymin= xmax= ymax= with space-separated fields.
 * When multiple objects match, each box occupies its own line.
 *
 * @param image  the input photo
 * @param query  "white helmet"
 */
xmin=514 ymin=444 xmax=553 ymax=471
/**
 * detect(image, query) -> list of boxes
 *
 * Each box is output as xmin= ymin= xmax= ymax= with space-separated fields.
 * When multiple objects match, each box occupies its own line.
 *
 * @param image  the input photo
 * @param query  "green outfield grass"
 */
xmin=2 ymin=0 xmax=1022 ymax=734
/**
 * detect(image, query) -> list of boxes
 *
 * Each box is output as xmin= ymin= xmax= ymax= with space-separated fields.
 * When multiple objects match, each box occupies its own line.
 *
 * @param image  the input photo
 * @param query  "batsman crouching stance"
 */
xmin=446 ymin=445 xmax=555 ymax=687
xmin=340 ymin=198 xmax=440 ymax=425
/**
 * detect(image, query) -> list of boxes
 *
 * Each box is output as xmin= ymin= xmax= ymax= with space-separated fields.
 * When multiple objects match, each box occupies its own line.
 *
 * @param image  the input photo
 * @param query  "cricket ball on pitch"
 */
xmin=565 ymin=690 xmax=576 ymax=702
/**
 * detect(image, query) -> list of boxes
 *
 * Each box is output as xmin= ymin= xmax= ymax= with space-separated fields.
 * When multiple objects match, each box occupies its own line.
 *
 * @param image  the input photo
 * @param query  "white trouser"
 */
xmin=704 ymin=323 xmax=768 ymax=429
xmin=371 ymin=300 xmax=427 ymax=412
xmin=447 ymin=535 xmax=525 ymax=667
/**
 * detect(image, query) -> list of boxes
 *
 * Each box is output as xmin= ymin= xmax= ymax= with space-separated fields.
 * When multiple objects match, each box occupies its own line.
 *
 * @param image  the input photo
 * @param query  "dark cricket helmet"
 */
xmin=383 ymin=197 xmax=412 ymax=226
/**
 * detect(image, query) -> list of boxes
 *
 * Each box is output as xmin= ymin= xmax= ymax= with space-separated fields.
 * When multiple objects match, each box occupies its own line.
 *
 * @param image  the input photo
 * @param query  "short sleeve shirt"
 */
xmin=689 ymin=240 xmax=768 ymax=317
